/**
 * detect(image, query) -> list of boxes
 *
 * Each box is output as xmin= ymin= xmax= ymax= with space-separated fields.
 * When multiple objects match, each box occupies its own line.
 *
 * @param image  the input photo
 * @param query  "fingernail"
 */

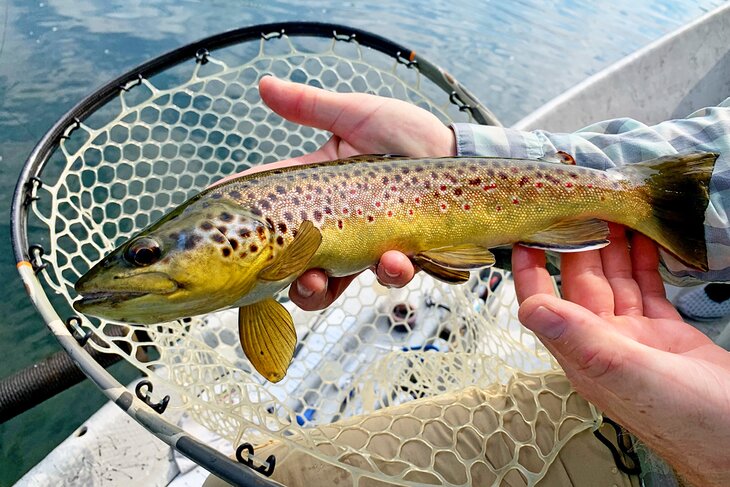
xmin=384 ymin=267 xmax=401 ymax=279
xmin=296 ymin=281 xmax=314 ymax=298
xmin=524 ymin=306 xmax=565 ymax=340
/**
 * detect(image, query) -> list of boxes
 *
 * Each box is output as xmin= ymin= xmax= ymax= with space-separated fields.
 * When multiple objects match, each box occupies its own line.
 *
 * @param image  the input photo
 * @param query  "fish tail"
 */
xmin=616 ymin=152 xmax=717 ymax=271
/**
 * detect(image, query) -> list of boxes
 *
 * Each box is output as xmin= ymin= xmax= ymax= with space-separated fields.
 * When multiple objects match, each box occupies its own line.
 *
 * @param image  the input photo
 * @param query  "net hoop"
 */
xmin=12 ymin=23 xmax=590 ymax=485
xmin=12 ymin=22 xmax=498 ymax=264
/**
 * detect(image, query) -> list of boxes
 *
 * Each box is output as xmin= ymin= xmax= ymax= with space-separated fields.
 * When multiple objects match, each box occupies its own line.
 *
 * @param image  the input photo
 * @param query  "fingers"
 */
xmin=561 ymin=248 xmax=614 ymax=316
xmin=600 ymin=224 xmax=643 ymax=316
xmin=511 ymin=245 xmax=556 ymax=303
xmin=259 ymin=75 xmax=386 ymax=136
xmin=289 ymin=270 xmax=359 ymax=311
xmin=518 ymin=293 xmax=642 ymax=391
xmin=260 ymin=76 xmax=456 ymax=157
xmin=630 ymin=232 xmax=683 ymax=320
xmin=375 ymin=250 xmax=416 ymax=288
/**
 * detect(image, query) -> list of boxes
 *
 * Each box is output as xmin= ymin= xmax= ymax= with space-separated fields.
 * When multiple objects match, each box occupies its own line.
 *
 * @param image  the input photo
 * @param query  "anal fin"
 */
xmin=521 ymin=218 xmax=610 ymax=252
xmin=238 ymin=298 xmax=296 ymax=383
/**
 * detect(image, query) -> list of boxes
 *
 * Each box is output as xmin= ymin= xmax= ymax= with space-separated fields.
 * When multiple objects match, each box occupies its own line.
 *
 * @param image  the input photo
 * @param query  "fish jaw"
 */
xmin=74 ymin=269 xmax=181 ymax=323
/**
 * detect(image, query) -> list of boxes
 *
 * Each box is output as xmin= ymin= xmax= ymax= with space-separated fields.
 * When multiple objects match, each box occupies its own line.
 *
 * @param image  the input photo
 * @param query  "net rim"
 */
xmin=10 ymin=21 xmax=501 ymax=486
xmin=11 ymin=20 xmax=498 ymax=264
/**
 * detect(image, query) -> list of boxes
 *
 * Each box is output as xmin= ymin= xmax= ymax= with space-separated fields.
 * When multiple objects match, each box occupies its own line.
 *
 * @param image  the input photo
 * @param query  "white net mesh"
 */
xmin=25 ymin=31 xmax=600 ymax=485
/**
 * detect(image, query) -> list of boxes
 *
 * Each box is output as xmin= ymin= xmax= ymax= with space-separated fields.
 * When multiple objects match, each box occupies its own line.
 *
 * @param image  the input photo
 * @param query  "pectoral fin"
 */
xmin=521 ymin=218 xmax=610 ymax=252
xmin=259 ymin=220 xmax=322 ymax=281
xmin=238 ymin=298 xmax=296 ymax=383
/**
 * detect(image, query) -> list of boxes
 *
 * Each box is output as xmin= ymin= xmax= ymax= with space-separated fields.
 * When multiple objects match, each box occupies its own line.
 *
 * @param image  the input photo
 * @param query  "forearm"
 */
xmin=453 ymin=101 xmax=730 ymax=282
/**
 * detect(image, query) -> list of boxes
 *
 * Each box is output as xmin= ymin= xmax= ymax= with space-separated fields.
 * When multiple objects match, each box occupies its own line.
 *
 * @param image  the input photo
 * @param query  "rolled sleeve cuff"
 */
xmin=452 ymin=123 xmax=545 ymax=159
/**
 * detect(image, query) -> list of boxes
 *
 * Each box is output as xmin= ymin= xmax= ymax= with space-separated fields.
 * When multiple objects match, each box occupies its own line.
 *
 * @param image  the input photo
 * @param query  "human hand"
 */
xmin=512 ymin=224 xmax=730 ymax=486
xmin=229 ymin=77 xmax=448 ymax=309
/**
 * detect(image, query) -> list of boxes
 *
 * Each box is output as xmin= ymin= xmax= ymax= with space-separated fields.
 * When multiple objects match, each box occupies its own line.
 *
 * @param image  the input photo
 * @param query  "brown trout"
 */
xmin=74 ymin=153 xmax=717 ymax=381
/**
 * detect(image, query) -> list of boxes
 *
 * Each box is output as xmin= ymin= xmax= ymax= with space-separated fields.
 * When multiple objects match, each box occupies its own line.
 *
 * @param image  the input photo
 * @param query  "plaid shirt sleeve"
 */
xmin=452 ymin=98 xmax=730 ymax=283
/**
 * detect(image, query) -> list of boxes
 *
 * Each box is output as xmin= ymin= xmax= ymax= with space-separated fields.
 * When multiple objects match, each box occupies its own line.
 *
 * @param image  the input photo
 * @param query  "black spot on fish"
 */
xmin=300 ymin=210 xmax=308 ymax=220
xmin=284 ymin=212 xmax=293 ymax=222
xmin=239 ymin=229 xmax=251 ymax=238
xmin=222 ymin=248 xmax=231 ymax=257
xmin=220 ymin=212 xmax=233 ymax=222
xmin=212 ymin=233 xmax=225 ymax=244
xmin=230 ymin=240 xmax=239 ymax=250
xmin=259 ymin=200 xmax=271 ymax=210
xmin=313 ymin=210 xmax=322 ymax=222
xmin=275 ymin=185 xmax=286 ymax=194
xmin=265 ymin=217 xmax=275 ymax=229
xmin=277 ymin=222 xmax=287 ymax=233
xmin=217 ymin=226 xmax=227 ymax=234
xmin=292 ymin=197 xmax=300 ymax=206
xmin=267 ymin=193 xmax=277 ymax=201
xmin=251 ymin=207 xmax=262 ymax=217
xmin=200 ymin=221 xmax=213 ymax=231
xmin=229 ymin=190 xmax=241 ymax=199
xmin=169 ymin=232 xmax=179 ymax=240
xmin=276 ymin=236 xmax=284 ymax=246
xmin=250 ymin=244 xmax=258 ymax=252
xmin=211 ymin=193 xmax=222 ymax=200
xmin=185 ymin=234 xmax=202 ymax=250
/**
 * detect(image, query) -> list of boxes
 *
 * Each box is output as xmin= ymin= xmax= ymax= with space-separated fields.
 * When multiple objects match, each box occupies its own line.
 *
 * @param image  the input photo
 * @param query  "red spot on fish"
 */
xmin=469 ymin=178 xmax=482 ymax=186
xmin=367 ymin=215 xmax=374 ymax=222
xmin=338 ymin=220 xmax=343 ymax=229
xmin=518 ymin=176 xmax=530 ymax=187
xmin=463 ymin=204 xmax=471 ymax=210
xmin=483 ymin=183 xmax=497 ymax=191
xmin=454 ymin=188 xmax=463 ymax=196
xmin=535 ymin=182 xmax=544 ymax=188
xmin=512 ymin=198 xmax=519 ymax=205
xmin=350 ymin=189 xmax=356 ymax=195
xmin=496 ymin=205 xmax=502 ymax=211
xmin=391 ymin=185 xmax=397 ymax=191
xmin=375 ymin=201 xmax=381 ymax=207
xmin=510 ymin=167 xmax=519 ymax=174
xmin=414 ymin=197 xmax=421 ymax=204
xmin=565 ymin=182 xmax=573 ymax=188
xmin=587 ymin=184 xmax=593 ymax=188
xmin=357 ymin=209 xmax=363 ymax=215
xmin=343 ymin=208 xmax=349 ymax=214
xmin=441 ymin=203 xmax=447 ymax=210
xmin=440 ymin=185 xmax=447 ymax=192
xmin=387 ymin=210 xmax=393 ymax=217
xmin=408 ymin=209 xmax=414 ymax=215
xmin=305 ymin=194 xmax=312 ymax=201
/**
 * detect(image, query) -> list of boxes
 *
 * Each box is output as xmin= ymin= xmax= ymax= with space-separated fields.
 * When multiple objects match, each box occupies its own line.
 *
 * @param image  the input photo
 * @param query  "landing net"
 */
xmin=13 ymin=23 xmax=600 ymax=486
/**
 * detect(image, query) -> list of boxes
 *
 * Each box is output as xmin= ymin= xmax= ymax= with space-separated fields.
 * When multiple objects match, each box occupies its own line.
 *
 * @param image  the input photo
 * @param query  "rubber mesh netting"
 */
xmin=26 ymin=33 xmax=600 ymax=485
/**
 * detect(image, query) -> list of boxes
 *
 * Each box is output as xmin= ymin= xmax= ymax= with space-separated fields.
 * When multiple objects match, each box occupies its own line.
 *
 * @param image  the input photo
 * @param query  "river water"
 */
xmin=0 ymin=0 xmax=725 ymax=483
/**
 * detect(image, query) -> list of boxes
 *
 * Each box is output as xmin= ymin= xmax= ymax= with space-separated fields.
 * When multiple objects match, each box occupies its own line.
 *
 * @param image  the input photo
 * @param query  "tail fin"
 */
xmin=616 ymin=152 xmax=717 ymax=271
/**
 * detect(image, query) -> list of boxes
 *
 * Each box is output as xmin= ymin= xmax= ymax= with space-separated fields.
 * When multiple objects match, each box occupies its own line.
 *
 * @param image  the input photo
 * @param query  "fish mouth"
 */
xmin=74 ymin=271 xmax=179 ymax=311
xmin=74 ymin=290 xmax=153 ymax=308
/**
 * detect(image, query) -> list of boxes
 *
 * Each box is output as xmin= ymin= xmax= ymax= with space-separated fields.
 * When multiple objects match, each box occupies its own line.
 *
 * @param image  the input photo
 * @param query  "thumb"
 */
xmin=518 ymin=294 xmax=642 ymax=390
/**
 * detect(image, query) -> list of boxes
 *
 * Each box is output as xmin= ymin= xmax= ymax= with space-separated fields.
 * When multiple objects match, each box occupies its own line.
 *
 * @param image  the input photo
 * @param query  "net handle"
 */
xmin=11 ymin=21 xmax=498 ymax=264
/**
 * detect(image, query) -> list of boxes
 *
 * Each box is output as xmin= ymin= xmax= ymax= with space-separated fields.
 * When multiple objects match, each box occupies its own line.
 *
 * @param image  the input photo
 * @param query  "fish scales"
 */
xmin=207 ymin=157 xmax=641 ymax=276
xmin=74 ymin=152 xmax=716 ymax=381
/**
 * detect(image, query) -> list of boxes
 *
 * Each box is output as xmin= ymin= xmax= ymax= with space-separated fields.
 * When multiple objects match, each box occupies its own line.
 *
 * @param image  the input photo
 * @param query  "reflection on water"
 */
xmin=0 ymin=0 xmax=724 ymax=482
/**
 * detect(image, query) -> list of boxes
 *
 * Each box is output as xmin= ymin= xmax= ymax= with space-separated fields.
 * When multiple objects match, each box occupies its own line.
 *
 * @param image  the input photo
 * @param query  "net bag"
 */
xmin=12 ymin=22 xmax=603 ymax=486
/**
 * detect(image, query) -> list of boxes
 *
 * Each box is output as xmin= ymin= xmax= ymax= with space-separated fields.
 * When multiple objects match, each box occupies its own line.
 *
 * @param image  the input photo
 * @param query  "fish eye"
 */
xmin=124 ymin=237 xmax=162 ymax=267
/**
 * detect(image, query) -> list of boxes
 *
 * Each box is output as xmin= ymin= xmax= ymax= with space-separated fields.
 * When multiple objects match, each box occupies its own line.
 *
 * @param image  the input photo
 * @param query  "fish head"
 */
xmin=74 ymin=200 xmax=277 ymax=324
